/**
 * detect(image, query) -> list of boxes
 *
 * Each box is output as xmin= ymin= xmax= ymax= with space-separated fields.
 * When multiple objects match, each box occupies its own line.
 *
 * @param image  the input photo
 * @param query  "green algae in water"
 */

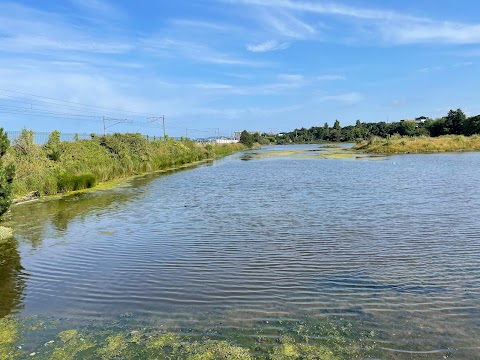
xmin=0 ymin=316 xmax=377 ymax=359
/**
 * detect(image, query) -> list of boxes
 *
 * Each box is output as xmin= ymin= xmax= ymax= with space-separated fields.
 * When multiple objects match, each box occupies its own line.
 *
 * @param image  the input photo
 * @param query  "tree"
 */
xmin=445 ymin=108 xmax=466 ymax=135
xmin=45 ymin=130 xmax=62 ymax=161
xmin=464 ymin=115 xmax=480 ymax=136
xmin=428 ymin=118 xmax=449 ymax=137
xmin=333 ymin=119 xmax=341 ymax=130
xmin=0 ymin=129 xmax=15 ymax=216
xmin=397 ymin=121 xmax=416 ymax=136
xmin=239 ymin=130 xmax=254 ymax=148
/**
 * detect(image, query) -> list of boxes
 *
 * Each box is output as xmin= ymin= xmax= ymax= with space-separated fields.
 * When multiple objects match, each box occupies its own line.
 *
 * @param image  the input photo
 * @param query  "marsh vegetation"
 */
xmin=353 ymin=134 xmax=480 ymax=154
xmin=5 ymin=130 xmax=244 ymax=200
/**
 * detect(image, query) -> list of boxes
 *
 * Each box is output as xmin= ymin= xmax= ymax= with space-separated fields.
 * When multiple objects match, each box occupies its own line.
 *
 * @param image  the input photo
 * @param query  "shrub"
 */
xmin=13 ymin=129 xmax=35 ymax=156
xmin=0 ymin=129 xmax=14 ymax=216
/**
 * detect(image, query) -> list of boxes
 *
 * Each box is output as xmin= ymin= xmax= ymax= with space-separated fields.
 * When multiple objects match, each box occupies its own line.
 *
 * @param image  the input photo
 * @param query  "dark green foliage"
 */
xmin=239 ymin=130 xmax=254 ymax=147
xmin=0 ymin=129 xmax=14 ymax=216
xmin=463 ymin=115 xmax=480 ymax=136
xmin=57 ymin=173 xmax=97 ymax=192
xmin=397 ymin=121 xmax=416 ymax=136
xmin=271 ymin=108 xmax=480 ymax=144
xmin=445 ymin=108 xmax=466 ymax=135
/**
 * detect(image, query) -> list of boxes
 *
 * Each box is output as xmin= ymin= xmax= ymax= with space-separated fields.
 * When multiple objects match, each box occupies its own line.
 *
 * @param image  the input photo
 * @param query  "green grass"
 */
xmin=353 ymin=134 xmax=480 ymax=154
xmin=6 ymin=133 xmax=245 ymax=199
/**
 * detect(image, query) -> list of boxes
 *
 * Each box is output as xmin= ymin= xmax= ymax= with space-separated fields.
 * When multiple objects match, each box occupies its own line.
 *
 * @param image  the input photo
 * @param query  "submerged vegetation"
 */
xmin=353 ymin=134 xmax=480 ymax=154
xmin=5 ymin=130 xmax=244 ymax=200
xmin=0 ymin=316 xmax=377 ymax=359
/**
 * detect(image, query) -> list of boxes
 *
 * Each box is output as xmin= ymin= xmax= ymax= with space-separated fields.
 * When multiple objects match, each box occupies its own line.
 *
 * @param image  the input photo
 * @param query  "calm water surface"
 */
xmin=2 ymin=145 xmax=480 ymax=358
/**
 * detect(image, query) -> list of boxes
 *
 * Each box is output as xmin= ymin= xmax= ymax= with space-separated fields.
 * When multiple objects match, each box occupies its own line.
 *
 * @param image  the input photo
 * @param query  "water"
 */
xmin=2 ymin=145 xmax=480 ymax=358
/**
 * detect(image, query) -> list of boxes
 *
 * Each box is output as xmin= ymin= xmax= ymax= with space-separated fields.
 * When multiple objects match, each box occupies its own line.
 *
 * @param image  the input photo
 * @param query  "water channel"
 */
xmin=2 ymin=145 xmax=480 ymax=358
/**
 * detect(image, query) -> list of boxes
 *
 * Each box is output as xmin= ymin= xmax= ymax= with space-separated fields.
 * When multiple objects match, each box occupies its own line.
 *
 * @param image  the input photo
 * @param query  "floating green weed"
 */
xmin=0 ymin=316 xmax=378 ymax=359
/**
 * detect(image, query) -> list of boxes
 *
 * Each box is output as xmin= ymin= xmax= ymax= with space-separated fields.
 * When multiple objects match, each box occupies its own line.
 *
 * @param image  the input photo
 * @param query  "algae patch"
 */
xmin=0 ymin=226 xmax=13 ymax=242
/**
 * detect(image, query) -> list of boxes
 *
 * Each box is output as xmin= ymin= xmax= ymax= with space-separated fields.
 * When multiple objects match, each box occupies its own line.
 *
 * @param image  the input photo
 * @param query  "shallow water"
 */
xmin=2 ymin=145 xmax=480 ymax=358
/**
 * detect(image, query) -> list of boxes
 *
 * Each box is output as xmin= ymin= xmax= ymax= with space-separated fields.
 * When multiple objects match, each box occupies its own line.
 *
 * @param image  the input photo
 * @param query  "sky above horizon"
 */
xmin=1 ymin=0 xmax=480 ymax=137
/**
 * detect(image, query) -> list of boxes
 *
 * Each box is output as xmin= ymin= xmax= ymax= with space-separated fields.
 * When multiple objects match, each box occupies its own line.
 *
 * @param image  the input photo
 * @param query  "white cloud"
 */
xmin=223 ymin=0 xmax=480 ymax=45
xmin=246 ymin=40 xmax=290 ymax=52
xmin=382 ymin=21 xmax=480 ymax=45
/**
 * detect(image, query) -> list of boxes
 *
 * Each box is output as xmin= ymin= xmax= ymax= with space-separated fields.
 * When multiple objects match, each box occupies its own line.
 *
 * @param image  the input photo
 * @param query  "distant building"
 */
xmin=415 ymin=116 xmax=428 ymax=124
xmin=215 ymin=138 xmax=239 ymax=144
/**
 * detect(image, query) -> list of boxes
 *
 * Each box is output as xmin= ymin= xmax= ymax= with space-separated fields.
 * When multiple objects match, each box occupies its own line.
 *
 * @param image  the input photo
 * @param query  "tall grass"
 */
xmin=353 ymin=134 xmax=480 ymax=154
xmin=6 ymin=133 xmax=245 ymax=199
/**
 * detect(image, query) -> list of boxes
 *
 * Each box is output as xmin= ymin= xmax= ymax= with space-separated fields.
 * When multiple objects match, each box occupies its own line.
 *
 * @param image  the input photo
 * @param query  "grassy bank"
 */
xmin=5 ymin=131 xmax=245 ymax=200
xmin=353 ymin=134 xmax=480 ymax=154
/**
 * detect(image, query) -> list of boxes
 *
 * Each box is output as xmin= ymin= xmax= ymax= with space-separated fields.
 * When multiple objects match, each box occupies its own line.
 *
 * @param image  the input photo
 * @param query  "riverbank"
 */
xmin=353 ymin=134 xmax=480 ymax=154
xmin=5 ymin=132 xmax=245 ymax=202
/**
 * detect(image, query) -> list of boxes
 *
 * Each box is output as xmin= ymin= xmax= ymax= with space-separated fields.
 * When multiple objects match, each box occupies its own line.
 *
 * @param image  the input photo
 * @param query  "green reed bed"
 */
xmin=5 ymin=130 xmax=245 ymax=199
xmin=353 ymin=134 xmax=480 ymax=154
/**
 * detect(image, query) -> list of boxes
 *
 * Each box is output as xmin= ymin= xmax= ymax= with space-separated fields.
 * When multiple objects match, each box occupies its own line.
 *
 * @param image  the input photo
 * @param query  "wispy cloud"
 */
xmin=144 ymin=38 xmax=269 ymax=67
xmin=223 ymin=0 xmax=480 ymax=45
xmin=168 ymin=19 xmax=240 ymax=33
xmin=383 ymin=22 xmax=480 ymax=45
xmin=319 ymin=92 xmax=363 ymax=103
xmin=256 ymin=8 xmax=316 ymax=39
xmin=418 ymin=66 xmax=443 ymax=73
xmin=417 ymin=61 xmax=474 ymax=73
xmin=246 ymin=40 xmax=290 ymax=52
xmin=0 ymin=3 xmax=133 ymax=54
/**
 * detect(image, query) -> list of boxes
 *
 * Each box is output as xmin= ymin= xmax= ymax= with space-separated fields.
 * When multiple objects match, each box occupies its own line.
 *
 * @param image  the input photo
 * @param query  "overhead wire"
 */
xmin=0 ymin=87 xmax=231 ymax=137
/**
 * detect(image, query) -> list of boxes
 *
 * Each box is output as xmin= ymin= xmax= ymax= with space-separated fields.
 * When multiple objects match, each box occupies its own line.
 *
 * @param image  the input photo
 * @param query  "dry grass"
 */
xmin=353 ymin=135 xmax=480 ymax=154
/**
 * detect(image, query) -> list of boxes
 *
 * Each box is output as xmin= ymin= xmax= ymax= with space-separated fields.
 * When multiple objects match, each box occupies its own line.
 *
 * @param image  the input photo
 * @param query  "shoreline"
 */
xmin=11 ymin=154 xmax=234 ymax=206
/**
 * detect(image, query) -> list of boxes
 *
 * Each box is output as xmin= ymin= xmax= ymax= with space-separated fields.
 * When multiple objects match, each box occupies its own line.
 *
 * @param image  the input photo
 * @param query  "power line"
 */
xmin=0 ymin=88 xmax=160 ymax=118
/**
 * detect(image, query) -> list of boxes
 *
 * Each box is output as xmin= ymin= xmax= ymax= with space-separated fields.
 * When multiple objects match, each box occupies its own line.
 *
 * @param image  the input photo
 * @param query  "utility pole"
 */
xmin=148 ymin=116 xmax=166 ymax=139
xmin=103 ymin=116 xmax=106 ymax=135
xmin=185 ymin=128 xmax=188 ymax=139
xmin=162 ymin=114 xmax=166 ymax=138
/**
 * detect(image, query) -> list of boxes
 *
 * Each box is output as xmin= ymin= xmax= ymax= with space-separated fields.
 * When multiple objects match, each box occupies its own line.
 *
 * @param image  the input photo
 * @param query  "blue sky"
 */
xmin=1 ymin=0 xmax=480 ymax=137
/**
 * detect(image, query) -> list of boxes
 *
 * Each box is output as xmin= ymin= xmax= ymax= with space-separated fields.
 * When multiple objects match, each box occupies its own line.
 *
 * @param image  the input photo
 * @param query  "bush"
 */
xmin=45 ymin=130 xmax=63 ymax=162
xmin=0 ymin=129 xmax=14 ymax=216
xmin=13 ymin=129 xmax=35 ymax=156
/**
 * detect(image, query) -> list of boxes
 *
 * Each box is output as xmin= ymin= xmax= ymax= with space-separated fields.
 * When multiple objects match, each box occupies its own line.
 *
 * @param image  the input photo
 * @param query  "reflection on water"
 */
xmin=0 ymin=239 xmax=27 ymax=317
xmin=2 ymin=145 xmax=480 ymax=358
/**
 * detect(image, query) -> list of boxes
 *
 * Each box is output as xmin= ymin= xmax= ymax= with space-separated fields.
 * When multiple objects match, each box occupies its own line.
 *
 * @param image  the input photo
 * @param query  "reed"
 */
xmin=353 ymin=135 xmax=480 ymax=154
xmin=7 ymin=132 xmax=244 ymax=199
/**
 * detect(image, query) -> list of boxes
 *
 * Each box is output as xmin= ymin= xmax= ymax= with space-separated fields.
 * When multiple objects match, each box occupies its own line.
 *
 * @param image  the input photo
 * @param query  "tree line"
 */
xmin=259 ymin=109 xmax=480 ymax=144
